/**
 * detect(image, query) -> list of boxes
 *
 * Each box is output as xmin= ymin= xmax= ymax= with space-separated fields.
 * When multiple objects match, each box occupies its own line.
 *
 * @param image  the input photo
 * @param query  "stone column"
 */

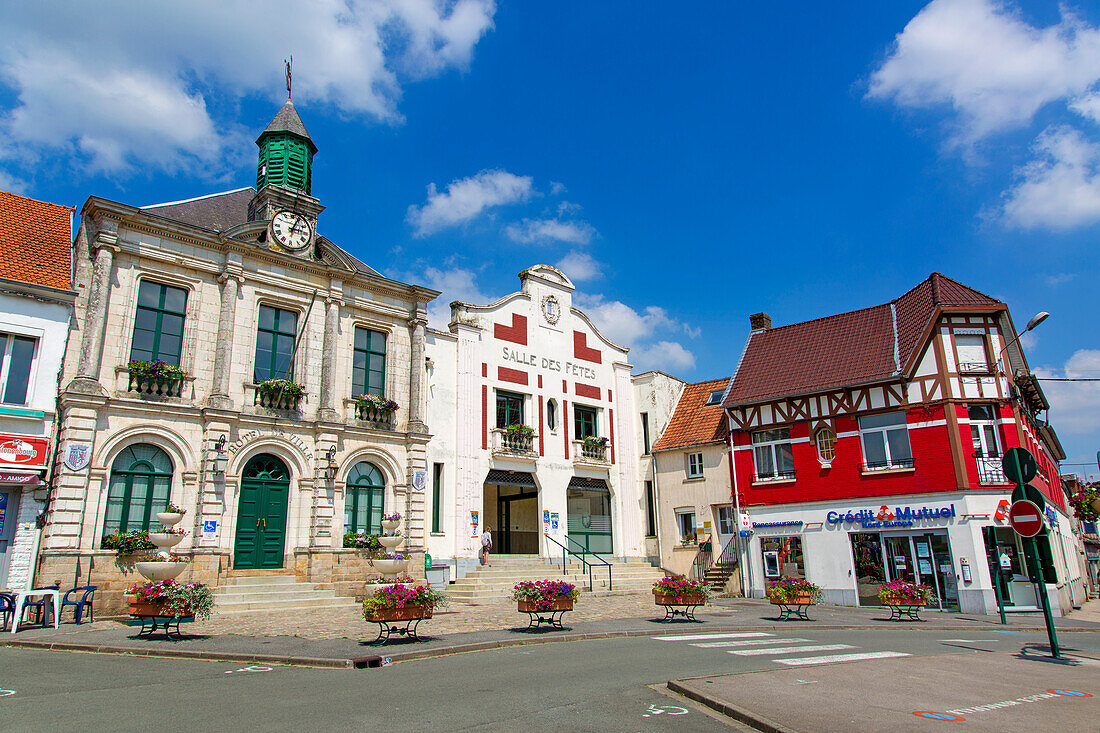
xmin=209 ymin=266 xmax=242 ymax=410
xmin=74 ymin=223 xmax=119 ymax=387
xmin=407 ymin=305 xmax=428 ymax=434
xmin=317 ymin=293 xmax=340 ymax=422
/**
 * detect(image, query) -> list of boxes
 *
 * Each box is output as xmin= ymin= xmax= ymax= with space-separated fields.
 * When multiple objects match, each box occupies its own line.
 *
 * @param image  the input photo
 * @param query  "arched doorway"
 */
xmin=234 ymin=454 xmax=290 ymax=569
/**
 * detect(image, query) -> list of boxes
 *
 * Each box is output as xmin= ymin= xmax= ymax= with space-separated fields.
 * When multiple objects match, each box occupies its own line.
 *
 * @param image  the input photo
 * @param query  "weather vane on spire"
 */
xmin=285 ymin=56 xmax=292 ymax=99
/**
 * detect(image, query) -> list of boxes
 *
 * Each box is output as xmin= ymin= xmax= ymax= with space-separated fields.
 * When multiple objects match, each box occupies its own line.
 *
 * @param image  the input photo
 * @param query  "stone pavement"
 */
xmin=669 ymin=648 xmax=1100 ymax=732
xmin=4 ymin=592 xmax=1099 ymax=667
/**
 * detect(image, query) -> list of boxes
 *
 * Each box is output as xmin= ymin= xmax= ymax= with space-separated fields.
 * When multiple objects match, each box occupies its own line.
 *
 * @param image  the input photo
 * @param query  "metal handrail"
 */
xmin=545 ymin=535 xmax=613 ymax=591
xmin=715 ymin=535 xmax=739 ymax=566
xmin=691 ymin=538 xmax=713 ymax=581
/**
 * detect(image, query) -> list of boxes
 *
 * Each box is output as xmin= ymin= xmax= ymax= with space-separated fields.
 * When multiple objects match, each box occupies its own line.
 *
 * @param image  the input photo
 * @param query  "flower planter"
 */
xmin=378 ymin=534 xmax=402 ymax=549
xmin=155 ymin=512 xmax=184 ymax=526
xmin=654 ymin=591 xmax=706 ymax=606
xmin=517 ymin=598 xmax=575 ymax=613
xmin=381 ymin=519 xmax=401 ymax=532
xmin=881 ymin=596 xmax=924 ymax=606
xmin=370 ymin=558 xmax=409 ymax=575
xmin=769 ymin=593 xmax=818 ymax=606
xmin=124 ymin=595 xmax=191 ymax=618
xmin=135 ymin=561 xmax=188 ymax=581
xmin=364 ymin=604 xmax=433 ymax=622
xmin=148 ymin=533 xmax=184 ymax=549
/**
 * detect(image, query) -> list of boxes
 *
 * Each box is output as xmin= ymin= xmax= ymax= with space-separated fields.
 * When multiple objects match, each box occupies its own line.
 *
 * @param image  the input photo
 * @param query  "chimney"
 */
xmin=749 ymin=312 xmax=772 ymax=331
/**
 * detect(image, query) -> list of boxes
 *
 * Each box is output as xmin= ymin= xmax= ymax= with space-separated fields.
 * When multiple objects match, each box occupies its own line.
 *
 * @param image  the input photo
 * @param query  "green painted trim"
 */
xmin=0 ymin=406 xmax=45 ymax=418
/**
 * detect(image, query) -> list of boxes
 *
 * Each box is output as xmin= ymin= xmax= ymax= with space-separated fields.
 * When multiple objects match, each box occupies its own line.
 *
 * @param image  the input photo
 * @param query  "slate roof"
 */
xmin=259 ymin=99 xmax=316 ymax=152
xmin=652 ymin=377 xmax=731 ymax=452
xmin=0 ymin=189 xmax=72 ymax=291
xmin=142 ymin=187 xmax=255 ymax=233
xmin=724 ymin=273 xmax=1002 ymax=407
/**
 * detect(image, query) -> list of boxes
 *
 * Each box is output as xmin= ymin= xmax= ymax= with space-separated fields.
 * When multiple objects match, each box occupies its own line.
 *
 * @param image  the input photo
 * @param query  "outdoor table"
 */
xmin=128 ymin=614 xmax=194 ymax=640
xmin=520 ymin=607 xmax=572 ymax=631
xmin=9 ymin=588 xmax=61 ymax=634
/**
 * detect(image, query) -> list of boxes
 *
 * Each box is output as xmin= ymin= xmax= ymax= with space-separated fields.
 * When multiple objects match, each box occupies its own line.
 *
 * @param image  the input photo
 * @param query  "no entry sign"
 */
xmin=1009 ymin=500 xmax=1045 ymax=537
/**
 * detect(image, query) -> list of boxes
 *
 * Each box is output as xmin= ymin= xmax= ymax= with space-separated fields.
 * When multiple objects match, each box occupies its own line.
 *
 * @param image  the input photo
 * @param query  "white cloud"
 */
xmin=505 ymin=217 xmax=595 ymax=244
xmin=868 ymin=0 xmax=1100 ymax=147
xmin=406 ymin=170 xmax=533 ymax=236
xmin=0 ymin=1 xmax=496 ymax=177
xmin=1070 ymin=92 xmax=1100 ymax=124
xmin=414 ymin=264 xmax=497 ymax=329
xmin=549 ymin=181 xmax=567 ymax=196
xmin=1044 ymin=273 xmax=1076 ymax=287
xmin=1018 ymin=331 xmax=1038 ymax=351
xmin=632 ymin=341 xmax=697 ymax=373
xmin=1035 ymin=349 xmax=1100 ymax=435
xmin=555 ymin=251 xmax=603 ymax=282
xmin=683 ymin=323 xmax=702 ymax=339
xmin=1002 ymin=125 xmax=1100 ymax=229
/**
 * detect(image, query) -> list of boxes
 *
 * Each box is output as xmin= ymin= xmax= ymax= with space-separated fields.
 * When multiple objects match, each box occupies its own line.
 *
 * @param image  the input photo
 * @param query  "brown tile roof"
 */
xmin=652 ymin=377 xmax=731 ymax=452
xmin=724 ymin=273 xmax=1002 ymax=407
xmin=0 ymin=189 xmax=72 ymax=291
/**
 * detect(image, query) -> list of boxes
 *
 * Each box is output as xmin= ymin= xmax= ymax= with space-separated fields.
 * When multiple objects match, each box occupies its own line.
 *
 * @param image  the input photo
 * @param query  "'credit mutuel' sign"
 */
xmin=0 ymin=434 xmax=49 ymax=468
xmin=826 ymin=504 xmax=956 ymax=529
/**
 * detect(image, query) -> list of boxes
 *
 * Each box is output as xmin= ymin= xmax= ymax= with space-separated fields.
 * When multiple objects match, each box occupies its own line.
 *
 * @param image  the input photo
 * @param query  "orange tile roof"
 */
xmin=652 ymin=377 xmax=731 ymax=452
xmin=0 ymin=190 xmax=72 ymax=290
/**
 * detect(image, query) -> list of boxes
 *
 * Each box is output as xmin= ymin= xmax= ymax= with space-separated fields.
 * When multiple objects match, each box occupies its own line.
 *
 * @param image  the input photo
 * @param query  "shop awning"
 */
xmin=0 ymin=470 xmax=43 ymax=487
xmin=568 ymin=477 xmax=609 ymax=493
xmin=484 ymin=469 xmax=536 ymax=488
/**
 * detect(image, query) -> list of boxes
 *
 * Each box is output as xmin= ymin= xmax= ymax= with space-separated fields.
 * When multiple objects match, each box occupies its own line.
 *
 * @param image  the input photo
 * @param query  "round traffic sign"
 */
xmin=1009 ymin=500 xmax=1045 ymax=537
xmin=1002 ymin=447 xmax=1036 ymax=484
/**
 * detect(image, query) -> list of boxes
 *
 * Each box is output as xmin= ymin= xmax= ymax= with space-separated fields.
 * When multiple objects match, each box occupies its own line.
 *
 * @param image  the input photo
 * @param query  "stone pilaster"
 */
xmin=72 ymin=222 xmax=118 ymax=392
xmin=407 ymin=304 xmax=428 ymax=434
xmin=317 ymin=291 xmax=341 ymax=422
xmin=311 ymin=432 xmax=340 ymax=547
xmin=209 ymin=260 xmax=242 ymax=410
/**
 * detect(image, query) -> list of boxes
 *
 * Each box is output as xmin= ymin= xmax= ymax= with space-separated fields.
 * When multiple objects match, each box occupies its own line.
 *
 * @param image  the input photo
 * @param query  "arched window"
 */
xmin=547 ymin=399 xmax=557 ymax=431
xmin=103 ymin=443 xmax=173 ymax=539
xmin=345 ymin=462 xmax=385 ymax=534
xmin=815 ymin=426 xmax=837 ymax=463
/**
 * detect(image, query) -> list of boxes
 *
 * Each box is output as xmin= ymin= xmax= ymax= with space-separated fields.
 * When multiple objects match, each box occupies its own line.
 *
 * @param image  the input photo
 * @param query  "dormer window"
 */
xmin=706 ymin=389 xmax=724 ymax=405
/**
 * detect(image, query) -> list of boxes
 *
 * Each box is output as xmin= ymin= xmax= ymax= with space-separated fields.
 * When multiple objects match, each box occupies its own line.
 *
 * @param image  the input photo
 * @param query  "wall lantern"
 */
xmin=324 ymin=445 xmax=338 ymax=480
xmin=210 ymin=434 xmax=228 ymax=475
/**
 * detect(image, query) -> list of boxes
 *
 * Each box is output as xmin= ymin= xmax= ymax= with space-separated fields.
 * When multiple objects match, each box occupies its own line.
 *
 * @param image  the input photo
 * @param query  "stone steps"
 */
xmin=445 ymin=556 xmax=665 ymax=604
xmin=212 ymin=574 xmax=360 ymax=615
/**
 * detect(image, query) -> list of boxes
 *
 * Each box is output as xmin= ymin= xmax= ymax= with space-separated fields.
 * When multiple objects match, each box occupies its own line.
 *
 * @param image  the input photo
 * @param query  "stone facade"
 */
xmin=37 ymin=105 xmax=438 ymax=615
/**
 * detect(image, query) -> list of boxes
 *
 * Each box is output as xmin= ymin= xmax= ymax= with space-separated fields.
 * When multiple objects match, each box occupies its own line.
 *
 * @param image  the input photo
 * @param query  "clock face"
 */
xmin=270 ymin=210 xmax=312 ymax=251
xmin=542 ymin=295 xmax=561 ymax=325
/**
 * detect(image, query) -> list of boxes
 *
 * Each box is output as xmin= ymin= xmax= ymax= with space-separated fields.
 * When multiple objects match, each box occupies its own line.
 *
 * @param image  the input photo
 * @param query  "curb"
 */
xmin=4 ymin=623 xmax=1088 ymax=667
xmin=666 ymin=679 xmax=793 ymax=733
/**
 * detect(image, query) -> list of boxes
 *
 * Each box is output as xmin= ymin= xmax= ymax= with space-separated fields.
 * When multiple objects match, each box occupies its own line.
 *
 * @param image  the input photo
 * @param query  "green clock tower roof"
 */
xmin=255 ymin=98 xmax=317 ymax=195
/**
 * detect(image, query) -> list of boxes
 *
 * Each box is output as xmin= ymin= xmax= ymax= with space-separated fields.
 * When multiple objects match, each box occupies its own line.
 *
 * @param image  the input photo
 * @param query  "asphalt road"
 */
xmin=1 ymin=628 xmax=1097 ymax=732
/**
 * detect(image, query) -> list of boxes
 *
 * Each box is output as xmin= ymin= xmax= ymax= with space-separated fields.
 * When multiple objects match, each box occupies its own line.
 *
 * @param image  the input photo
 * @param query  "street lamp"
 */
xmin=998 ymin=311 xmax=1049 ymax=374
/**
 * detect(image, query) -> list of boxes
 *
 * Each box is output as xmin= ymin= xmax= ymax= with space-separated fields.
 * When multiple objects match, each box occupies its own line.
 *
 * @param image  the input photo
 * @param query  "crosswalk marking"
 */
xmin=692 ymin=638 xmax=814 ymax=648
xmin=776 ymin=651 xmax=911 ymax=666
xmin=652 ymin=632 xmax=774 ymax=641
xmin=729 ymin=644 xmax=856 ymax=657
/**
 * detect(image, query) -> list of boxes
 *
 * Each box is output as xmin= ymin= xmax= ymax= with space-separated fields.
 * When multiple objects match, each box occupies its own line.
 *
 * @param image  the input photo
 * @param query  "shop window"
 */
xmin=955 ymin=333 xmax=989 ymax=373
xmin=0 ymin=333 xmax=36 ymax=405
xmin=496 ymin=390 xmax=525 ymax=428
xmin=717 ymin=506 xmax=734 ymax=535
xmin=752 ymin=428 xmax=794 ymax=479
xmin=858 ymin=412 xmax=913 ymax=469
xmin=815 ymin=427 xmax=836 ymax=464
xmin=130 ymin=280 xmax=187 ymax=366
xmin=254 ymin=305 xmax=297 ymax=382
xmin=102 ymin=443 xmax=173 ymax=541
xmin=547 ymin=399 xmax=557 ymax=431
xmin=352 ymin=327 xmax=386 ymax=397
xmin=761 ymin=536 xmax=804 ymax=579
xmin=686 ymin=452 xmax=704 ymax=478
xmin=345 ymin=462 xmax=384 ymax=535
xmin=675 ymin=509 xmax=696 ymax=544
xmin=574 ymin=404 xmax=598 ymax=439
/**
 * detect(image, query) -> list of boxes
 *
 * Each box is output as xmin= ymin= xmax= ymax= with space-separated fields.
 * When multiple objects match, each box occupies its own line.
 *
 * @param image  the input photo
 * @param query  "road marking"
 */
xmin=777 ymin=651 xmax=911 ymax=666
xmin=693 ymin=638 xmax=814 ymax=648
xmin=0 ymin=690 xmax=15 ymax=698
xmin=225 ymin=665 xmax=273 ymax=674
xmin=914 ymin=711 xmax=965 ymax=721
xmin=643 ymin=704 xmax=688 ymax=717
xmin=729 ymin=644 xmax=856 ymax=656
xmin=939 ymin=639 xmax=987 ymax=642
xmin=652 ymin=632 xmax=773 ymax=641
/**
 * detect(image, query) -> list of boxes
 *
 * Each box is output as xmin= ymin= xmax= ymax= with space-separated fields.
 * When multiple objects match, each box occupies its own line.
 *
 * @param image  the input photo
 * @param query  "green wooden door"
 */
xmin=234 ymin=454 xmax=290 ymax=569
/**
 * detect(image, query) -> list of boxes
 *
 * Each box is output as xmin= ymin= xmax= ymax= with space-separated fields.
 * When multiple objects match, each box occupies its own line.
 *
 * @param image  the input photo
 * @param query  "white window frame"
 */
xmin=675 ymin=508 xmax=696 ymax=543
xmin=716 ymin=506 xmax=734 ymax=535
xmin=858 ymin=412 xmax=913 ymax=470
xmin=752 ymin=428 xmax=794 ymax=480
xmin=706 ymin=389 xmax=724 ymax=405
xmin=686 ymin=452 xmax=704 ymax=479
xmin=968 ymin=405 xmax=1001 ymax=458
xmin=955 ymin=333 xmax=990 ymax=373
xmin=0 ymin=331 xmax=40 ymax=407
xmin=815 ymin=427 xmax=836 ymax=465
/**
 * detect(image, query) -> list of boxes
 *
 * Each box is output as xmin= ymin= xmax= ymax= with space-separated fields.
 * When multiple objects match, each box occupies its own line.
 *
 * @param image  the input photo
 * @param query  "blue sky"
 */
xmin=0 ymin=1 xmax=1097 ymax=476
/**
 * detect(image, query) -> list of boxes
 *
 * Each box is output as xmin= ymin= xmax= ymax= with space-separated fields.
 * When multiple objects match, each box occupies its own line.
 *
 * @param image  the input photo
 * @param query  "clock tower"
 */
xmin=248 ymin=97 xmax=324 ymax=252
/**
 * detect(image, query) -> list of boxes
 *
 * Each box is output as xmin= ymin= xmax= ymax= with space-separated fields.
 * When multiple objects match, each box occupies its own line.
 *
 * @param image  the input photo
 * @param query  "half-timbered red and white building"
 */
xmin=723 ymin=273 xmax=1083 ymax=615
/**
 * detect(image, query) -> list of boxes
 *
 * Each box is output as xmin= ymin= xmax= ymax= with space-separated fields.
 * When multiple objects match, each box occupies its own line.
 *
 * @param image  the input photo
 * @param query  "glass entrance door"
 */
xmin=883 ymin=536 xmax=917 ymax=583
xmin=850 ymin=533 xmax=887 ymax=606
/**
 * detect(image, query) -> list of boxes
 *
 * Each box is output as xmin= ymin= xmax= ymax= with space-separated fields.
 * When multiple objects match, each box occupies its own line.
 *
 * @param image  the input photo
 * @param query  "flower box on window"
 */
xmin=125 ymin=360 xmax=187 ymax=397
xmin=354 ymin=393 xmax=399 ymax=423
xmin=255 ymin=379 xmax=305 ymax=410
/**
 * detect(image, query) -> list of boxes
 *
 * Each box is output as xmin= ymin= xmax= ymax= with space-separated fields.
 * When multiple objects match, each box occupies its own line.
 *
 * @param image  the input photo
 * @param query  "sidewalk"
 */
xmin=4 ymin=595 xmax=1099 ymax=668
xmin=669 ymin=648 xmax=1100 ymax=732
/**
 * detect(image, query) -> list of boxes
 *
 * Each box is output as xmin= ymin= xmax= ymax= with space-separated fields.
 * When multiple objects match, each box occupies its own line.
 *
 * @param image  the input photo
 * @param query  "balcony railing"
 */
xmin=117 ymin=366 xmax=192 ymax=399
xmin=572 ymin=440 xmax=610 ymax=466
xmin=861 ymin=458 xmax=916 ymax=472
xmin=253 ymin=387 xmax=303 ymax=411
xmin=974 ymin=453 xmax=1009 ymax=484
xmin=355 ymin=402 xmax=397 ymax=428
xmin=754 ymin=469 xmax=796 ymax=482
xmin=491 ymin=428 xmax=538 ymax=459
xmin=957 ymin=361 xmax=993 ymax=374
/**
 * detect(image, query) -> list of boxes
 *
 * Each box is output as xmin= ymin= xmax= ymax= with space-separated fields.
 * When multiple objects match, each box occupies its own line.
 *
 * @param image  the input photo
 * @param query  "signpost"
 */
xmin=1003 ymin=448 xmax=1060 ymax=659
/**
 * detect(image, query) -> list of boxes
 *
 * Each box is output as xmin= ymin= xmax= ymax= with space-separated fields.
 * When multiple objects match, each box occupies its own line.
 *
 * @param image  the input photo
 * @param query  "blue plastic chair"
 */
xmin=60 ymin=585 xmax=97 ymax=624
xmin=0 ymin=593 xmax=14 ymax=631
xmin=21 ymin=585 xmax=60 ymax=625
